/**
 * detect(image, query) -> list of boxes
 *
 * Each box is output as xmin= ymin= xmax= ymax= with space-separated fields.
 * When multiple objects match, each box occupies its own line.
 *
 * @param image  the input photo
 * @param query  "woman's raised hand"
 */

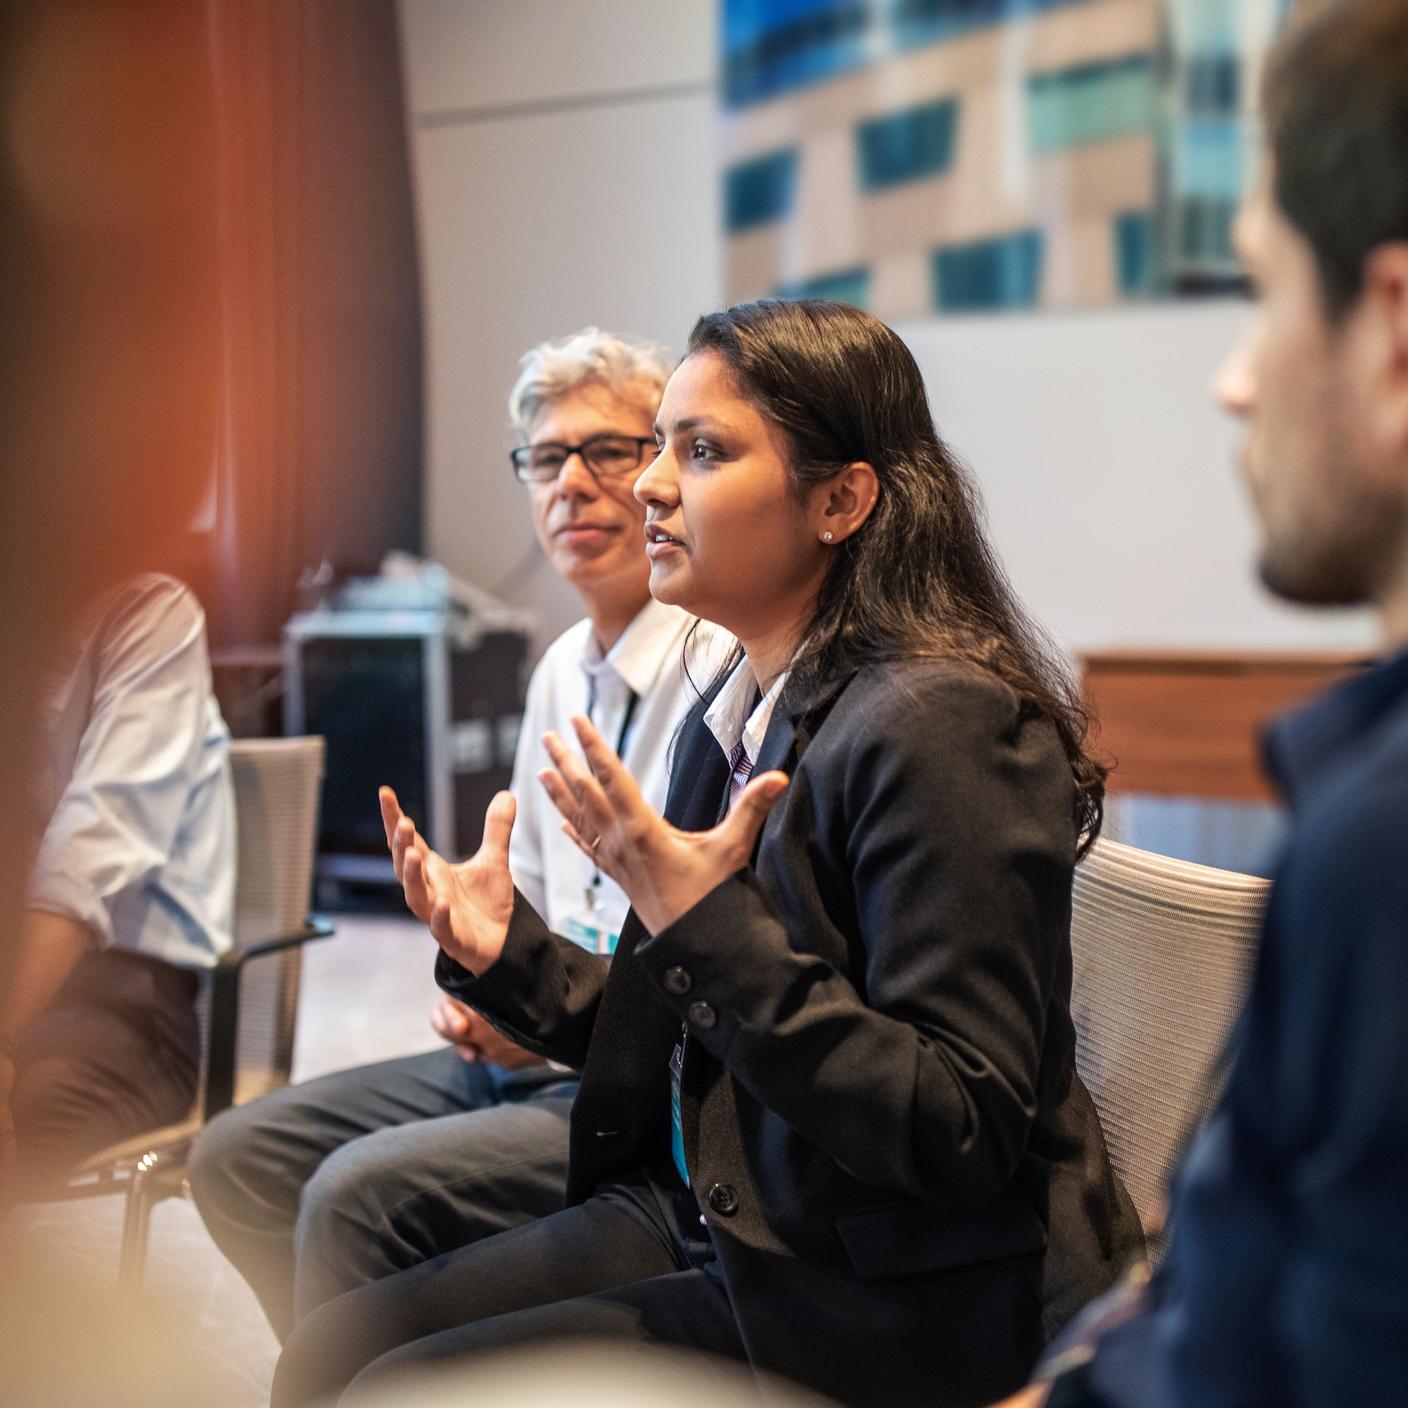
xmin=378 ymin=785 xmax=516 ymax=976
xmin=538 ymin=715 xmax=788 ymax=936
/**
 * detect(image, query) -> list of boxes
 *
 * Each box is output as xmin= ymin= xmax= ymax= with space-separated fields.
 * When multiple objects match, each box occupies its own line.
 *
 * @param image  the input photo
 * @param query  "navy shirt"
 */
xmin=1087 ymin=649 xmax=1408 ymax=1406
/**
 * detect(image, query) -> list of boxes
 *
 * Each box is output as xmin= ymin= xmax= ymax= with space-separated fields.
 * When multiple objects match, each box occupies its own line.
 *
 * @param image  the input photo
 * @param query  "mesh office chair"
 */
xmin=54 ymin=736 xmax=333 ymax=1284
xmin=1068 ymin=838 xmax=1269 ymax=1241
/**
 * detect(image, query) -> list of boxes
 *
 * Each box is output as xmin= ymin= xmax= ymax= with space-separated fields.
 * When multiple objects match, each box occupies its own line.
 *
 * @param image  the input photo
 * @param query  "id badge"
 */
xmin=670 ymin=1034 xmax=690 ymax=1188
xmin=562 ymin=912 xmax=620 ymax=956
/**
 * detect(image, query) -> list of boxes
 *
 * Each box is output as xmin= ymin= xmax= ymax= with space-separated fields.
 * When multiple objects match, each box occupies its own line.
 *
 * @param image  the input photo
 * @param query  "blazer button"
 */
xmin=663 ymin=965 xmax=692 ymax=995
xmin=707 ymin=1183 xmax=739 ymax=1217
xmin=688 ymin=999 xmax=717 ymax=1030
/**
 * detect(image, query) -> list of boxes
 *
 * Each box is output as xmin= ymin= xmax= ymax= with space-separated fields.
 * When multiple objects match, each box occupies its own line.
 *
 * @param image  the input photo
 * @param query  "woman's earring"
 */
xmin=822 ymin=530 xmax=835 ymax=543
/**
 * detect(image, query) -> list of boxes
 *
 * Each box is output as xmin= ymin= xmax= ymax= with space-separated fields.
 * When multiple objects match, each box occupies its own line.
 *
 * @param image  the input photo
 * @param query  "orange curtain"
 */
xmin=207 ymin=0 xmax=424 ymax=649
xmin=0 ymin=0 xmax=223 ymax=960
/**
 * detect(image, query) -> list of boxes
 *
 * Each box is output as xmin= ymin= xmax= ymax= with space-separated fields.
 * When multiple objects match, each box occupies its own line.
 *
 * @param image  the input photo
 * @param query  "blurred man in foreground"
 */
xmin=191 ymin=329 xmax=727 ymax=1339
xmin=1004 ymin=3 xmax=1408 ymax=1403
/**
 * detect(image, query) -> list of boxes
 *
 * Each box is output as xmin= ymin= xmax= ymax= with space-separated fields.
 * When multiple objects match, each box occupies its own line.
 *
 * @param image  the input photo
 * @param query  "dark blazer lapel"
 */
xmin=754 ymin=703 xmax=800 ymax=780
xmin=752 ymin=670 xmax=853 ymax=822
xmin=567 ymin=697 xmax=732 ymax=1196
xmin=661 ymin=680 xmax=735 ymax=832
xmin=750 ymin=705 xmax=801 ymax=862
xmin=668 ymin=725 xmax=733 ymax=832
xmin=580 ymin=669 xmax=842 ymax=1097
xmin=676 ymin=691 xmax=812 ymax=1190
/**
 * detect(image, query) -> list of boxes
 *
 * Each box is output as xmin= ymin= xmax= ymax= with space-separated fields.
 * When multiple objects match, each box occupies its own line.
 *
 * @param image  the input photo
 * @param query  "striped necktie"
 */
xmin=726 ymin=735 xmax=754 ymax=814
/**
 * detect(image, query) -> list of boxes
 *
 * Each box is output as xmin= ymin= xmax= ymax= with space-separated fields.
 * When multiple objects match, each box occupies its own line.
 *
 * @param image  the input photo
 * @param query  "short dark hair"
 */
xmin=1264 ymin=0 xmax=1408 ymax=316
xmin=686 ymin=298 xmax=1105 ymax=852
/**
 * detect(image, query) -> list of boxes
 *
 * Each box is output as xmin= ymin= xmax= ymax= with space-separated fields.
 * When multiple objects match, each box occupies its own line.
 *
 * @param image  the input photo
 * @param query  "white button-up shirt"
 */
xmin=508 ymin=598 xmax=732 ymax=952
xmin=29 ymin=574 xmax=236 ymax=969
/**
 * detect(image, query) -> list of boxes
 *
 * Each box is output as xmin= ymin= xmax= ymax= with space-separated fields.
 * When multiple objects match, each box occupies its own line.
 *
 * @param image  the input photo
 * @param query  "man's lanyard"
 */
xmin=582 ymin=676 xmax=639 ymax=912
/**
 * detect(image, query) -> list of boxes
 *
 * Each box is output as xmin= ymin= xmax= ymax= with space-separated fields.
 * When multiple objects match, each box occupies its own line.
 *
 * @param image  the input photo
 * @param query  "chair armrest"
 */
xmin=203 ymin=916 xmax=336 ymax=1118
xmin=216 ymin=915 xmax=337 ymax=968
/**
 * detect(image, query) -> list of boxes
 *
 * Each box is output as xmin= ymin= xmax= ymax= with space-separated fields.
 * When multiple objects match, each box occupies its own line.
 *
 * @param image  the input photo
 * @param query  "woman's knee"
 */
xmin=341 ymin=1337 xmax=440 ymax=1407
xmin=270 ymin=1293 xmax=354 ymax=1408
xmin=273 ymin=1273 xmax=421 ymax=1408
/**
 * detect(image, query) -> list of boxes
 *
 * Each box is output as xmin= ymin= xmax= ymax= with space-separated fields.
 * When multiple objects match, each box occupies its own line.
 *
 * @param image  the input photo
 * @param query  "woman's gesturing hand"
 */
xmin=538 ymin=715 xmax=788 ymax=936
xmin=378 ymin=785 xmax=516 ymax=976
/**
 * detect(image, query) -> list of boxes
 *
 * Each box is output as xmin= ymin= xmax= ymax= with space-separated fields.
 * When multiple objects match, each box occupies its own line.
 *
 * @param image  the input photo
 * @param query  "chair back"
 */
xmin=56 ymin=736 xmax=326 ymax=1239
xmin=223 ymin=736 xmax=325 ymax=1104
xmin=1069 ymin=838 xmax=1268 ymax=1236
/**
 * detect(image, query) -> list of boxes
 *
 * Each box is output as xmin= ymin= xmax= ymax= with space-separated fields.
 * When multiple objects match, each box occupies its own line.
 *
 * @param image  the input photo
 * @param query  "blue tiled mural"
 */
xmin=722 ymin=0 xmax=1289 ymax=317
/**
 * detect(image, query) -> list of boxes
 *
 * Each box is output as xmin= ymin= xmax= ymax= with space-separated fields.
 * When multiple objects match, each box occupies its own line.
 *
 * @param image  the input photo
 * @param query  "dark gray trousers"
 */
xmin=188 ymin=1046 xmax=577 ymax=1340
xmin=10 ymin=949 xmax=198 ymax=1194
xmin=271 ymin=1181 xmax=748 ymax=1408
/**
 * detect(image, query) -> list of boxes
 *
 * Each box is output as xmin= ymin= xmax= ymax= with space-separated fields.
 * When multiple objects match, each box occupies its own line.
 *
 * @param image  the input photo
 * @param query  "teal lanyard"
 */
xmin=670 ymin=1025 xmax=690 ymax=1187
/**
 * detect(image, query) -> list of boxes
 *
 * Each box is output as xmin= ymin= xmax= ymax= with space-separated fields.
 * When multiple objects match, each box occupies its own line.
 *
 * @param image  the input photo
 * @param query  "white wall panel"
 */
xmin=400 ymin=0 xmax=720 ymax=644
xmin=901 ymin=299 xmax=1377 ymax=654
xmin=401 ymin=0 xmax=714 ymax=119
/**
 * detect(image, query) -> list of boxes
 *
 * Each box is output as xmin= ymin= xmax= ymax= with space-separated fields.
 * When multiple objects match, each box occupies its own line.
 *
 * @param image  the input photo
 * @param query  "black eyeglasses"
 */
xmin=510 ymin=434 xmax=657 ymax=485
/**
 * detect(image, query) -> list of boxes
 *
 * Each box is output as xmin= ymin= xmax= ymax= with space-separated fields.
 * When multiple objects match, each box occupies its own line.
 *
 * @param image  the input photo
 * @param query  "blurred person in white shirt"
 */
xmin=1 ymin=573 xmax=234 ymax=1204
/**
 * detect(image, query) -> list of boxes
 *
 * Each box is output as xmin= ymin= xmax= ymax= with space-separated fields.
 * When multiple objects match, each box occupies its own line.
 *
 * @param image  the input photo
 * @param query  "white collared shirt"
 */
xmin=703 ymin=656 xmax=791 ymax=791
xmin=29 ymin=574 xmax=236 ymax=969
xmin=508 ymin=597 xmax=733 ymax=951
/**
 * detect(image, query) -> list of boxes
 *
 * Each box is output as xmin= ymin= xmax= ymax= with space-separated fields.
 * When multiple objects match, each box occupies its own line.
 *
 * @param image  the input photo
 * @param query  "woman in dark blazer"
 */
xmin=273 ymin=300 xmax=1139 ymax=1408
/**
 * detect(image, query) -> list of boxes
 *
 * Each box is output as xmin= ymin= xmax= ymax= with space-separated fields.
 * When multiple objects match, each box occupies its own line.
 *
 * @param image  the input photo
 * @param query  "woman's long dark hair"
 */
xmin=686 ymin=298 xmax=1105 ymax=851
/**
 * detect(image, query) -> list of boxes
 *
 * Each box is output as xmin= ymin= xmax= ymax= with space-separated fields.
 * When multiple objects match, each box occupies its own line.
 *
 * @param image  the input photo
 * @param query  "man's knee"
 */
xmin=291 ymin=1140 xmax=421 ymax=1326
xmin=187 ymin=1099 xmax=259 ymax=1214
xmin=188 ymin=1088 xmax=317 ymax=1226
xmin=295 ymin=1136 xmax=393 ymax=1248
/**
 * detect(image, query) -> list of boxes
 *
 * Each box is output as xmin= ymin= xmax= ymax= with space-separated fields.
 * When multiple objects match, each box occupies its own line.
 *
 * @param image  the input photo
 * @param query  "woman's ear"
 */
xmin=817 ymin=462 xmax=879 ymax=545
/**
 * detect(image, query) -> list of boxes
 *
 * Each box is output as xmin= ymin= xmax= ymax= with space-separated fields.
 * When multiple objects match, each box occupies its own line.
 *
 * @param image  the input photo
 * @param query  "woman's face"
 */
xmin=634 ymin=350 xmax=831 ymax=650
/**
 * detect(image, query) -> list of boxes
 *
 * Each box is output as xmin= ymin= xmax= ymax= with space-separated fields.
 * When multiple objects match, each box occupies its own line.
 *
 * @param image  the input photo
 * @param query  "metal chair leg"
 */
xmin=116 ymin=1151 xmax=161 ymax=1289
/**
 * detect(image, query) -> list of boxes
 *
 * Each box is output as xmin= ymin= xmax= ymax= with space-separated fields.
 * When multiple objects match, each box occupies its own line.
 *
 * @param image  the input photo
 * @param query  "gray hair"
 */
xmin=507 ymin=327 xmax=674 ymax=437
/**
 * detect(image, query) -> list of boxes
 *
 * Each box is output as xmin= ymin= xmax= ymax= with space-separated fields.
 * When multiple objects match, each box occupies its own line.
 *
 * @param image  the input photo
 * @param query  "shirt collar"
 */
xmin=1263 ymin=647 xmax=1408 ymax=809
xmin=580 ymin=597 xmax=692 ymax=699
xmin=703 ymin=656 xmax=790 ymax=766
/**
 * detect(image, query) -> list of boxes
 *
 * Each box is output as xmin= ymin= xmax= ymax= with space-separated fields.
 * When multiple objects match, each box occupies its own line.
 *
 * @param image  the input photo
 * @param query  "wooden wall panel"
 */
xmin=1082 ymin=651 xmax=1366 ymax=802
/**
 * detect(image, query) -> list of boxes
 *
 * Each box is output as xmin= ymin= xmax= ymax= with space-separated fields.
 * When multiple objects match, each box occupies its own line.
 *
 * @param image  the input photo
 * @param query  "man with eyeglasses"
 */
xmin=190 ymin=329 xmax=728 ymax=1342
